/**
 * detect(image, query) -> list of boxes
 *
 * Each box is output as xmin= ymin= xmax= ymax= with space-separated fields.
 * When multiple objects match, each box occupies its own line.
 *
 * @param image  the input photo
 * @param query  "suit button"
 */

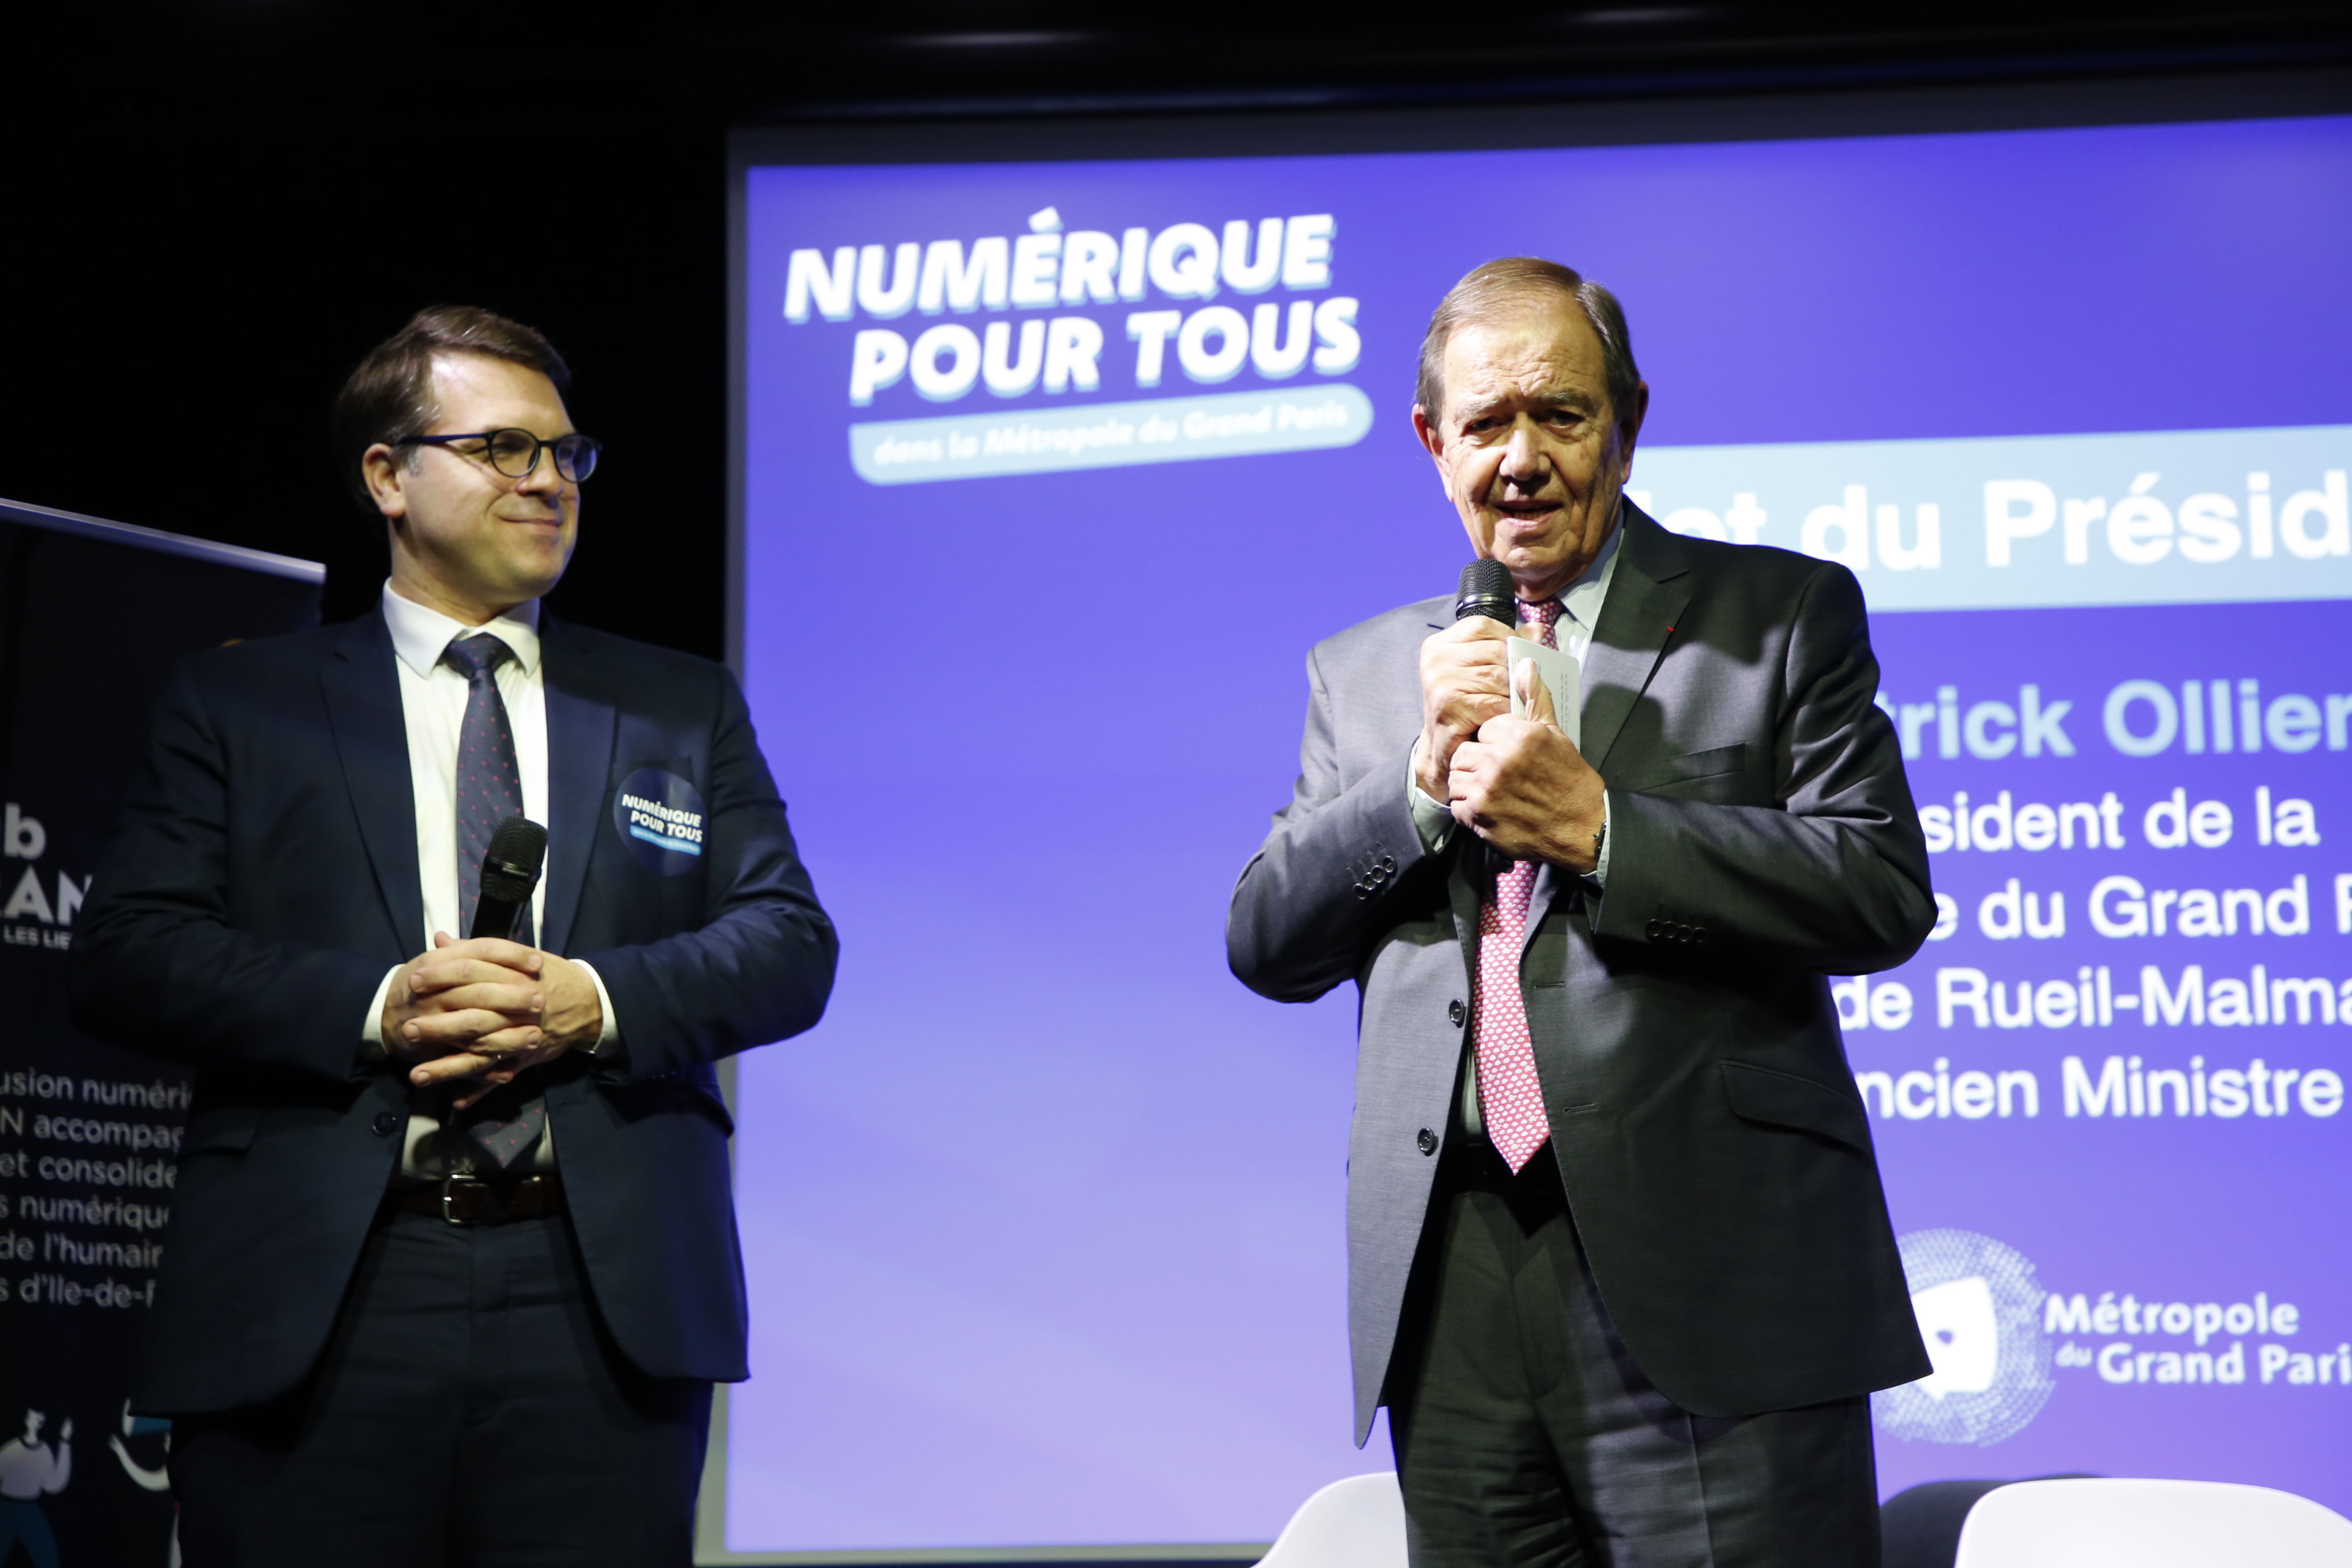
xmin=1645 ymin=919 xmax=1664 ymax=940
xmin=1416 ymin=1128 xmax=1439 ymax=1156
xmin=371 ymin=1110 xmax=401 ymax=1137
xmin=1379 ymin=855 xmax=1396 ymax=873
xmin=1447 ymin=999 xmax=1465 ymax=1027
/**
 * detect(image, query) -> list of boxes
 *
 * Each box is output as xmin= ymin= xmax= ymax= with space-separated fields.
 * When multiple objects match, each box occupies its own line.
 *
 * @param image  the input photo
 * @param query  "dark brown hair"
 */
xmin=1415 ymin=258 xmax=1639 ymax=426
xmin=331 ymin=305 xmax=571 ymax=510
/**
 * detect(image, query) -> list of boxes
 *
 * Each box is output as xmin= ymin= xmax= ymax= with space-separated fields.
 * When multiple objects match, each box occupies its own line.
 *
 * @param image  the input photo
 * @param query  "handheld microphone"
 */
xmin=470 ymin=816 xmax=548 ymax=943
xmin=1455 ymin=559 xmax=1516 ymax=627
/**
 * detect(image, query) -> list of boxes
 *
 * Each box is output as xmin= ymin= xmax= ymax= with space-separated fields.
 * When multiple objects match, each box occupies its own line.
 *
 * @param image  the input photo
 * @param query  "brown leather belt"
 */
xmin=385 ymin=1174 xmax=566 ymax=1226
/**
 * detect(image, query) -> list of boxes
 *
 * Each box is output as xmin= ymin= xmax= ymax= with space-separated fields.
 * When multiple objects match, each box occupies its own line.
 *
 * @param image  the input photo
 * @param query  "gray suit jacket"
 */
xmin=1228 ymin=507 xmax=1936 ymax=1441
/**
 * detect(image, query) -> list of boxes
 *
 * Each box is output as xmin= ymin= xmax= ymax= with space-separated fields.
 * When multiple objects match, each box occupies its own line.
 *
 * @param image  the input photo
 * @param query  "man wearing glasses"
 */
xmin=72 ymin=306 xmax=837 ymax=1566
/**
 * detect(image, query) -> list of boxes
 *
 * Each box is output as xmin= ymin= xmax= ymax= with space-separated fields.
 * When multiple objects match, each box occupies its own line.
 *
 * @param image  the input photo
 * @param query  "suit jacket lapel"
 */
xmin=1578 ymin=507 xmax=1692 ymax=775
xmin=539 ymin=616 xmax=616 ymax=957
xmin=1525 ymin=508 xmax=1691 ymax=940
xmin=322 ymin=612 xmax=423 ymax=957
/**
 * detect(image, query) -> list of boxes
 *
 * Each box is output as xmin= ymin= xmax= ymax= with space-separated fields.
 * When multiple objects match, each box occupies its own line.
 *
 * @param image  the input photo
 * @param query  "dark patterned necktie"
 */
xmin=448 ymin=633 xmax=530 ymax=944
xmin=435 ymin=631 xmax=546 ymax=1173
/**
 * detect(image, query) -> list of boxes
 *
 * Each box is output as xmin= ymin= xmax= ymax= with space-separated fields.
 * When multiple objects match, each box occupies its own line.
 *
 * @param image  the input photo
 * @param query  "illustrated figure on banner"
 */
xmin=0 ymin=1409 xmax=72 ymax=1568
xmin=105 ymin=1402 xmax=177 ymax=1568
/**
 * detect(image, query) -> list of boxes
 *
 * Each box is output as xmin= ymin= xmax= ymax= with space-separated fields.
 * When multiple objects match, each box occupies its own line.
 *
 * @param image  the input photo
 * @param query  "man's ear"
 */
xmin=1411 ymin=403 xmax=1450 ymax=470
xmin=1615 ymin=382 xmax=1651 ymax=471
xmin=361 ymin=443 xmax=410 ymax=527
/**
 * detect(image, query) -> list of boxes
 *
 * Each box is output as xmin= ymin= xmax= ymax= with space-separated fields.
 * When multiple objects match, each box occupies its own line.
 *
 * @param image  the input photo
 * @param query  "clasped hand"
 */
xmin=380 ymin=934 xmax=602 ymax=1109
xmin=1416 ymin=615 xmax=1607 ymax=874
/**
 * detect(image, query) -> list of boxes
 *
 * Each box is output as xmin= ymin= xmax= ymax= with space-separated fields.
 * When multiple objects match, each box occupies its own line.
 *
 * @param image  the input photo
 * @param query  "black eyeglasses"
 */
xmin=396 ymin=428 xmax=602 ymax=484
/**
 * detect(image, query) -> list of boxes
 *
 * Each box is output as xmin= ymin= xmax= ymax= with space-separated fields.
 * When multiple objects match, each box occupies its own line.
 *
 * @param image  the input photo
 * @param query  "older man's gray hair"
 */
xmin=1415 ymin=257 xmax=1642 ymax=423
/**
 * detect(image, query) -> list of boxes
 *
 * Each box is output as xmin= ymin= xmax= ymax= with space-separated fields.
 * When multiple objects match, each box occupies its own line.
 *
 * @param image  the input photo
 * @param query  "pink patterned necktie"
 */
xmin=1474 ymin=598 xmax=1561 ymax=1172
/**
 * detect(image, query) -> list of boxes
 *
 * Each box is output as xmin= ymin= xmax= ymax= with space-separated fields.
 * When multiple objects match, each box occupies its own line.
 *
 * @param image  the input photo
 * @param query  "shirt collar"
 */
xmin=380 ymin=581 xmax=543 ymax=679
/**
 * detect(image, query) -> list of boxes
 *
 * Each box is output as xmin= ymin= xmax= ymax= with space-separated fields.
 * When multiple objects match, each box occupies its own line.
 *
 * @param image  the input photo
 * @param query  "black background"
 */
xmin=0 ymin=1 xmax=2346 ymax=660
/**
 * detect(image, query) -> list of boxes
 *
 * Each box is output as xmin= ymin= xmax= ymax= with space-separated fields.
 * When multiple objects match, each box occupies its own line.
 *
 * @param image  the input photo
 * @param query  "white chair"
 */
xmin=1954 ymin=1477 xmax=2352 ymax=1567
xmin=1256 ymin=1472 xmax=1408 ymax=1568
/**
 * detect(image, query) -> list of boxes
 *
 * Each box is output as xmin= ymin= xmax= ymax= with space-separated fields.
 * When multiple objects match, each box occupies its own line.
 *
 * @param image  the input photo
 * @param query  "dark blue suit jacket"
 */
xmin=70 ymin=609 xmax=837 ymax=1414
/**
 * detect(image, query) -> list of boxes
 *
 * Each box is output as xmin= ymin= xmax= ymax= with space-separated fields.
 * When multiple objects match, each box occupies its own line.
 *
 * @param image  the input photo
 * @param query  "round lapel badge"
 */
xmin=613 ymin=768 xmax=707 ymax=875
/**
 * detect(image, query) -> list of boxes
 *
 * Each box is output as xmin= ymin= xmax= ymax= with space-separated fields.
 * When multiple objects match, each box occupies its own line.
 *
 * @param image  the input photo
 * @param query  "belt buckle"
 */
xmin=440 ymin=1175 xmax=487 ymax=1226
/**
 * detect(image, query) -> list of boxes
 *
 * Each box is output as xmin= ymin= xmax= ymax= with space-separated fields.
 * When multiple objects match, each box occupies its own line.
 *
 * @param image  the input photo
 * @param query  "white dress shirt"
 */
xmin=1408 ymin=520 xmax=1623 ymax=1138
xmin=360 ymin=583 xmax=620 ymax=1176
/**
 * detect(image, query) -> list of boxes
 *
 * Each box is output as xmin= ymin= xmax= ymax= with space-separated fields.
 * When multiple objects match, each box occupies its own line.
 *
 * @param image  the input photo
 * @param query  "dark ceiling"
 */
xmin=671 ymin=2 xmax=2352 ymax=119
xmin=35 ymin=2 xmax=2352 ymax=121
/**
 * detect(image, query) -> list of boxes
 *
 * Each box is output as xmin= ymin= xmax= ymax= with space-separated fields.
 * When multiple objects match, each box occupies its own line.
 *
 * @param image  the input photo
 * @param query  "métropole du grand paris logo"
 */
xmin=1874 ymin=1229 xmax=2057 ymax=1446
xmin=1878 ymin=1227 xmax=2346 ymax=1444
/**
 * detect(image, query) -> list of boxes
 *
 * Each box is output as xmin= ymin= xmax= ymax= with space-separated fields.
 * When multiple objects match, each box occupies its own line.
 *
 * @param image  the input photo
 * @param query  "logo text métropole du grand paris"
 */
xmin=1874 ymin=1228 xmax=2343 ymax=1447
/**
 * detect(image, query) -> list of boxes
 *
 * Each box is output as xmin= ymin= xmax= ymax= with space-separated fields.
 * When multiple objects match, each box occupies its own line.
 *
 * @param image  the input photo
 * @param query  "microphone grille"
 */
xmin=481 ymin=816 xmax=549 ymax=902
xmin=1455 ymin=559 xmax=1515 ymax=623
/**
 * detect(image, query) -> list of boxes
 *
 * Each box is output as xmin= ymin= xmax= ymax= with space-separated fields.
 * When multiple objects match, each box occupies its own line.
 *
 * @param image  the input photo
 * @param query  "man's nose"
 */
xmin=1498 ymin=421 xmax=1548 ymax=485
xmin=514 ymin=443 xmax=568 ymax=496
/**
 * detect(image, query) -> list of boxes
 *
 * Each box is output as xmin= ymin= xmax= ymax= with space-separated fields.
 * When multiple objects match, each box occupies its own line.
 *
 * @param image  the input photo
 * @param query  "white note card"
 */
xmin=1507 ymin=638 xmax=1581 ymax=749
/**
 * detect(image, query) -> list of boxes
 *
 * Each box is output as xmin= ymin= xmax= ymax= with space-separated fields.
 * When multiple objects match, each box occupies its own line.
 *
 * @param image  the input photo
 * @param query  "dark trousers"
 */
xmin=1386 ymin=1139 xmax=1880 ymax=1568
xmin=173 ymin=1207 xmax=712 ymax=1568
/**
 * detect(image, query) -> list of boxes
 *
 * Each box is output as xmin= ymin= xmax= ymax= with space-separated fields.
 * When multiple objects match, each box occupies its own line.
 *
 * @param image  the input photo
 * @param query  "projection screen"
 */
xmin=718 ymin=94 xmax=2352 ymax=1562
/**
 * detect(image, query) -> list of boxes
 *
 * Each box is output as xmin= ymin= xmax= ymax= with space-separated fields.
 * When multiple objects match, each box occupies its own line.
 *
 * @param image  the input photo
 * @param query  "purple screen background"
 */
xmin=731 ymin=116 xmax=2352 ymax=1553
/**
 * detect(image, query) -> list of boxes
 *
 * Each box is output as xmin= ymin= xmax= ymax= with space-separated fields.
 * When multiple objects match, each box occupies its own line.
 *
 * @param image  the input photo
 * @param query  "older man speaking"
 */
xmin=1229 ymin=258 xmax=1936 ymax=1565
